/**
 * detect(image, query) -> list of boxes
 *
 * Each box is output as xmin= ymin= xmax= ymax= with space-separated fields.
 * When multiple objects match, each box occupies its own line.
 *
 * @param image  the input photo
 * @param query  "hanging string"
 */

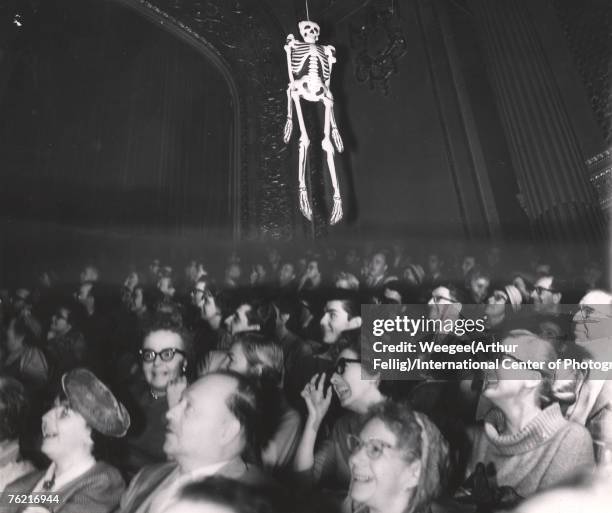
xmin=305 ymin=0 xmax=310 ymax=21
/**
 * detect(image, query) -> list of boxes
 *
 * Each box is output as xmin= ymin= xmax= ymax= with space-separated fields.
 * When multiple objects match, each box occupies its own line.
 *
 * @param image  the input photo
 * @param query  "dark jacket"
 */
xmin=116 ymin=457 xmax=269 ymax=513
xmin=5 ymin=461 xmax=125 ymax=513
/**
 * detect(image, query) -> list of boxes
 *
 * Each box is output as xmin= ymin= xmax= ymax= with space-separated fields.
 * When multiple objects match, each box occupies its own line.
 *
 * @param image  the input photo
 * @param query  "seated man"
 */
xmin=117 ymin=371 xmax=268 ymax=513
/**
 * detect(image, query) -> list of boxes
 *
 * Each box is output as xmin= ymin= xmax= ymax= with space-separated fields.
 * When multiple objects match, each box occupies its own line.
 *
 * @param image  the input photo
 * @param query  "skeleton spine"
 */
xmin=308 ymin=52 xmax=319 ymax=79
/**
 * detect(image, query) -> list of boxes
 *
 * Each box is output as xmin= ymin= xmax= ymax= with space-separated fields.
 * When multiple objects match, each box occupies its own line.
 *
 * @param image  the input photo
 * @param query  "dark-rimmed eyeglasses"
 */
xmin=430 ymin=294 xmax=454 ymax=304
xmin=347 ymin=434 xmax=397 ymax=460
xmin=533 ymin=286 xmax=556 ymax=296
xmin=335 ymin=357 xmax=361 ymax=376
xmin=139 ymin=348 xmax=186 ymax=363
xmin=577 ymin=304 xmax=612 ymax=323
xmin=191 ymin=288 xmax=206 ymax=296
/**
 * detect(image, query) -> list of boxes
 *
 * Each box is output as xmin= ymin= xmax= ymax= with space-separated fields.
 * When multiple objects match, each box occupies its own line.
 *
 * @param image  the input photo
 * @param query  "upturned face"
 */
xmin=299 ymin=20 xmax=320 ymax=43
xmin=349 ymin=418 xmax=419 ymax=511
xmin=41 ymin=399 xmax=92 ymax=461
xmin=164 ymin=375 xmax=238 ymax=465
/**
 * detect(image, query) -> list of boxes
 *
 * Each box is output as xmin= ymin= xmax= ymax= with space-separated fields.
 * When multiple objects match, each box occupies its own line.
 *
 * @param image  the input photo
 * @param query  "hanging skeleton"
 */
xmin=283 ymin=21 xmax=344 ymax=225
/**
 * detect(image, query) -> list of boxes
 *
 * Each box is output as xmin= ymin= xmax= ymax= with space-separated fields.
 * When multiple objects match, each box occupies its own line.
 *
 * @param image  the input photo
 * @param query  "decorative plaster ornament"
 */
xmin=283 ymin=20 xmax=344 ymax=225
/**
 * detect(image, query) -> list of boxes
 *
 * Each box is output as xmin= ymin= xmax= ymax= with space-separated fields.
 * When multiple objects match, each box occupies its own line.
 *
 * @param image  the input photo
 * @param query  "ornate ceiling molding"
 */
xmin=349 ymin=1 xmax=407 ymax=96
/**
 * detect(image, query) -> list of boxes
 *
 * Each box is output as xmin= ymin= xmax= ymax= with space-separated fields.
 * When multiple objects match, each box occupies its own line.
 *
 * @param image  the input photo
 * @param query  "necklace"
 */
xmin=150 ymin=389 xmax=166 ymax=400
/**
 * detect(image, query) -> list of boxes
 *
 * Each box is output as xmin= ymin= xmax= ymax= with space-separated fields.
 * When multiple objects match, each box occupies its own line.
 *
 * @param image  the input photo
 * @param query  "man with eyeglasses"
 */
xmin=531 ymin=275 xmax=564 ymax=314
xmin=567 ymin=289 xmax=612 ymax=465
xmin=189 ymin=278 xmax=208 ymax=311
xmin=427 ymin=284 xmax=463 ymax=328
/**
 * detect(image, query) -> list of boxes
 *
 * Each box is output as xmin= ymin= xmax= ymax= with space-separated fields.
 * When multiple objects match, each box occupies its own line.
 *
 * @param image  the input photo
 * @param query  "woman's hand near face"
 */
xmin=167 ymin=375 xmax=187 ymax=408
xmin=301 ymin=373 xmax=332 ymax=431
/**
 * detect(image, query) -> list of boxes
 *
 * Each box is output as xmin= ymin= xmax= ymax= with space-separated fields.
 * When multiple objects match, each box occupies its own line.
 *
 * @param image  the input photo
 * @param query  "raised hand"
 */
xmin=167 ymin=375 xmax=187 ymax=408
xmin=301 ymin=373 xmax=332 ymax=430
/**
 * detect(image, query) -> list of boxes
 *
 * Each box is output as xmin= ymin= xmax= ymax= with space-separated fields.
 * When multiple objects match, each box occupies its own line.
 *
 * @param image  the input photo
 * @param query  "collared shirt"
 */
xmin=30 ymin=458 xmax=96 ymax=493
xmin=147 ymin=460 xmax=231 ymax=513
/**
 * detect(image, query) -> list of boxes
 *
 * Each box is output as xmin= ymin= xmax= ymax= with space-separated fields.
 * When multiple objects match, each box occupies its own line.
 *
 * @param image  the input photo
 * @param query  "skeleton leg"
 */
xmin=322 ymin=98 xmax=343 ymax=225
xmin=283 ymin=87 xmax=293 ymax=143
xmin=291 ymin=93 xmax=312 ymax=221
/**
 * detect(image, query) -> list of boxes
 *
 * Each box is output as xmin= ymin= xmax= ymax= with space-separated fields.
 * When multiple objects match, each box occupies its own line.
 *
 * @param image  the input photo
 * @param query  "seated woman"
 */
xmin=120 ymin=327 xmax=189 ymax=480
xmin=0 ymin=377 xmax=34 ymax=492
xmin=225 ymin=332 xmax=301 ymax=470
xmin=5 ymin=368 xmax=130 ymax=513
xmin=464 ymin=330 xmax=594 ymax=506
xmin=483 ymin=285 xmax=522 ymax=331
xmin=344 ymin=401 xmax=450 ymax=513
xmin=293 ymin=337 xmax=385 ymax=493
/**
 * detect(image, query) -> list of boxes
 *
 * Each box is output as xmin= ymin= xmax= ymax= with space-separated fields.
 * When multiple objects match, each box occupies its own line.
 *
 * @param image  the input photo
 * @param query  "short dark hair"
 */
xmin=437 ymin=283 xmax=465 ymax=304
xmin=325 ymin=289 xmax=361 ymax=320
xmin=178 ymin=476 xmax=285 ymax=513
xmin=244 ymin=299 xmax=276 ymax=337
xmin=466 ymin=266 xmax=491 ymax=283
xmin=546 ymin=275 xmax=568 ymax=295
xmin=0 ymin=376 xmax=28 ymax=442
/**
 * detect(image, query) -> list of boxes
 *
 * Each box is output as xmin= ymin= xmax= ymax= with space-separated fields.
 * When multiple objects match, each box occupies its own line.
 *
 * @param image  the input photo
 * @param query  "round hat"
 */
xmin=61 ymin=368 xmax=131 ymax=437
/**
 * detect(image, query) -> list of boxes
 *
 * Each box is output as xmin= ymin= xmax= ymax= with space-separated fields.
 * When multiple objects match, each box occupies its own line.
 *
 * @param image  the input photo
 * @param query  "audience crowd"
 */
xmin=0 ymin=241 xmax=610 ymax=513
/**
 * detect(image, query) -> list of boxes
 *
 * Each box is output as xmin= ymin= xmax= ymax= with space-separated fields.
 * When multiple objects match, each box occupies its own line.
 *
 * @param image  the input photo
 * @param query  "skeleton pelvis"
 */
xmin=292 ymin=78 xmax=330 ymax=102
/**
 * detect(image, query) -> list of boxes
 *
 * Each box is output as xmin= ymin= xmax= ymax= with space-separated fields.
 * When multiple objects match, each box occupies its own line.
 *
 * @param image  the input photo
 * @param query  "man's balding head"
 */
xmin=164 ymin=372 xmax=258 ymax=472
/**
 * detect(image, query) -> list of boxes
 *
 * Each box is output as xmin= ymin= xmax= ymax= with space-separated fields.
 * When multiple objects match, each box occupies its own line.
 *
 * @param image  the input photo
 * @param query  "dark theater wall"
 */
xmin=0 ymin=0 xmax=605 ymax=253
xmin=0 ymin=0 xmax=233 ymax=237
xmin=308 ymin=0 xmax=514 ymax=240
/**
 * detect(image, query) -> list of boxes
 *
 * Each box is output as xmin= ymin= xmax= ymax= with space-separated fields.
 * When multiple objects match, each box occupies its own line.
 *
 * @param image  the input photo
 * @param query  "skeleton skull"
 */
xmin=298 ymin=20 xmax=320 ymax=43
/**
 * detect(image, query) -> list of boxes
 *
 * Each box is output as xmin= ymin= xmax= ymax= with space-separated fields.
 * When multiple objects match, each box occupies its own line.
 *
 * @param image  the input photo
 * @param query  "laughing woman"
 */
xmin=5 ymin=368 xmax=130 ymax=513
xmin=293 ymin=337 xmax=385 ymax=493
xmin=345 ymin=401 xmax=449 ymax=513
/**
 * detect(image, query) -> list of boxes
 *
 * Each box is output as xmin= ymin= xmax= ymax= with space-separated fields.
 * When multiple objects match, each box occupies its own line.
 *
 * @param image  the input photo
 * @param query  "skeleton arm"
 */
xmin=323 ymin=45 xmax=337 ymax=89
xmin=283 ymin=35 xmax=296 ymax=144
xmin=284 ymin=35 xmax=296 ymax=83
xmin=322 ymin=44 xmax=343 ymax=154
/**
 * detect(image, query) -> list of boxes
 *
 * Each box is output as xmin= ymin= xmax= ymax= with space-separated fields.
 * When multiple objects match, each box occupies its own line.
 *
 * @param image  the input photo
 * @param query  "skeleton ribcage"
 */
xmin=290 ymin=43 xmax=331 ymax=82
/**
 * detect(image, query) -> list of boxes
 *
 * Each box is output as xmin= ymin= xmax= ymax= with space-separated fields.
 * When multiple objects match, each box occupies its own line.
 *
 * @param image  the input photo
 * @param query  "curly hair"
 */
xmin=0 ymin=376 xmax=29 ymax=442
xmin=363 ymin=401 xmax=450 ymax=513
